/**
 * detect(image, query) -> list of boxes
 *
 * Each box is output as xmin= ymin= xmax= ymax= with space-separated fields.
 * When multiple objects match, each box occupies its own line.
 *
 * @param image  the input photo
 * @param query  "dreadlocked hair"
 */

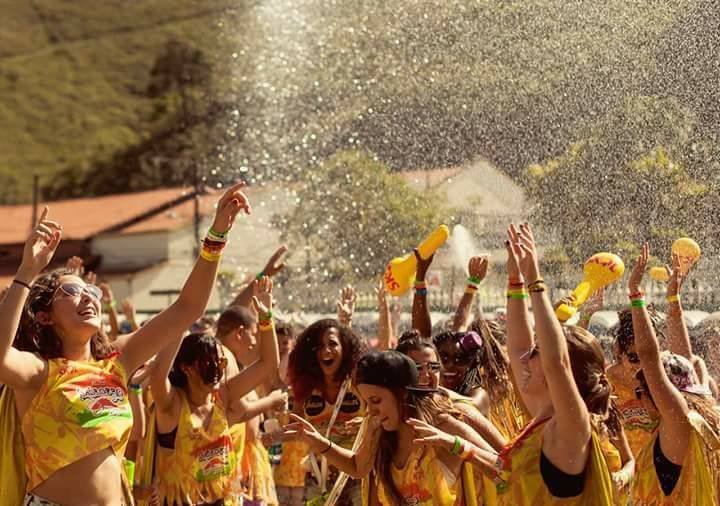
xmin=469 ymin=319 xmax=512 ymax=402
xmin=13 ymin=268 xmax=115 ymax=360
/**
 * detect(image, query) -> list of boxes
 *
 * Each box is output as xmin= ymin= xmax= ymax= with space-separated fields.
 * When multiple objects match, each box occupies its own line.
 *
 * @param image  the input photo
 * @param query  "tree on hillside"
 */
xmin=526 ymin=95 xmax=720 ymax=269
xmin=277 ymin=150 xmax=449 ymax=283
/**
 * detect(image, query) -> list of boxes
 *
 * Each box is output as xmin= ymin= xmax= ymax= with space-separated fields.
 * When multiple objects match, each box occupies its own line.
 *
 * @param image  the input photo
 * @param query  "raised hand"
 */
xmin=505 ymin=225 xmax=524 ymax=283
xmin=628 ymin=242 xmax=649 ymax=295
xmin=121 ymin=299 xmax=136 ymax=319
xmin=65 ymin=256 xmax=84 ymax=276
xmin=468 ymin=256 xmax=489 ymax=282
xmin=337 ymin=285 xmax=356 ymax=326
xmin=508 ymin=223 xmax=540 ymax=283
xmin=408 ymin=417 xmax=455 ymax=449
xmin=666 ymin=252 xmax=687 ymax=298
xmin=414 ymin=248 xmax=435 ymax=281
xmin=99 ymin=282 xmax=114 ymax=305
xmin=20 ymin=207 xmax=62 ymax=278
xmin=584 ymin=288 xmax=605 ymax=316
xmin=268 ymin=390 xmax=289 ymax=411
xmin=375 ymin=279 xmax=388 ymax=307
xmin=252 ymin=276 xmax=274 ymax=316
xmin=262 ymin=245 xmax=288 ymax=278
xmin=211 ymin=182 xmax=251 ymax=235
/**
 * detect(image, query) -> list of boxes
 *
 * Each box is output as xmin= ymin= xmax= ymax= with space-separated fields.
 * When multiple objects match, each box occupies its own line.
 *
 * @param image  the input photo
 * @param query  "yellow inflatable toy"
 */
xmin=650 ymin=266 xmax=670 ymax=282
xmin=383 ymin=225 xmax=450 ymax=296
xmin=556 ymin=252 xmax=625 ymax=322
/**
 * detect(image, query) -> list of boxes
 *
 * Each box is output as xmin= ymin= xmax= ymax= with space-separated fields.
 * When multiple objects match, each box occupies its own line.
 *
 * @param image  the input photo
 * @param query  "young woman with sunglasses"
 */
xmin=627 ymin=243 xmax=720 ymax=505
xmin=283 ymin=350 xmax=487 ymax=506
xmin=0 ymin=184 xmax=250 ymax=506
xmin=148 ymin=276 xmax=279 ymax=506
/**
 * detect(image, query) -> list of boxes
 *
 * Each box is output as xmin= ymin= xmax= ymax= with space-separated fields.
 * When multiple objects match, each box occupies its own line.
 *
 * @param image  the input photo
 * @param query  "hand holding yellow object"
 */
xmin=383 ymin=225 xmax=450 ymax=296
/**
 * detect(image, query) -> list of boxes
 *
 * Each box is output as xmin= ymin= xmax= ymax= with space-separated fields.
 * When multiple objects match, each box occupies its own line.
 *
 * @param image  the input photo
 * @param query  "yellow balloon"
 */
xmin=556 ymin=252 xmax=625 ymax=322
xmin=650 ymin=266 xmax=670 ymax=282
xmin=672 ymin=237 xmax=701 ymax=262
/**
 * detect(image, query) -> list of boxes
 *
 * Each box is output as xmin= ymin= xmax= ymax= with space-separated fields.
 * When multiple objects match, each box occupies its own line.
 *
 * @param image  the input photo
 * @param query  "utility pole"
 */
xmin=31 ymin=174 xmax=40 ymax=228
xmin=193 ymin=165 xmax=201 ymax=258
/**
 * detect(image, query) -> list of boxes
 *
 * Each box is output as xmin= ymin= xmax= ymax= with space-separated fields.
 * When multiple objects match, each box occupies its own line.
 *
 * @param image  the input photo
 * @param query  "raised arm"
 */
xmin=0 ymin=208 xmax=59 ymax=390
xmin=100 ymin=282 xmax=120 ymax=340
xmin=116 ymin=183 xmax=251 ymax=373
xmin=411 ymin=250 xmax=433 ymax=338
xmin=504 ymin=225 xmax=534 ymax=400
xmin=229 ymin=245 xmax=287 ymax=308
xmin=665 ymin=253 xmax=693 ymax=360
xmin=628 ymin=243 xmax=690 ymax=462
xmin=577 ymin=288 xmax=604 ymax=330
xmin=225 ymin=277 xmax=280 ymax=402
xmin=375 ymin=280 xmax=394 ymax=350
xmin=452 ymin=256 xmax=487 ymax=332
xmin=513 ymin=224 xmax=591 ymax=467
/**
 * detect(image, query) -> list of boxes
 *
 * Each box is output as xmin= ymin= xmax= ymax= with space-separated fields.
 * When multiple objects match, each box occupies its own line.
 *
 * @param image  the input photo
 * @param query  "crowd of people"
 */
xmin=0 ymin=184 xmax=718 ymax=505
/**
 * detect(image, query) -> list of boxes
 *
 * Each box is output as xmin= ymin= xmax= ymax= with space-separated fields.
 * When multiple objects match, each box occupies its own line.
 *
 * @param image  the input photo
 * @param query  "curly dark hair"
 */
xmin=613 ymin=306 xmax=665 ymax=358
xmin=287 ymin=318 xmax=367 ymax=405
xmin=13 ymin=268 xmax=115 ymax=360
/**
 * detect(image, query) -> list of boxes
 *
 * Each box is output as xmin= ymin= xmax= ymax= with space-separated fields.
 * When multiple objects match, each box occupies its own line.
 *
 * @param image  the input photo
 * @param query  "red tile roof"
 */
xmin=0 ymin=187 xmax=199 ymax=244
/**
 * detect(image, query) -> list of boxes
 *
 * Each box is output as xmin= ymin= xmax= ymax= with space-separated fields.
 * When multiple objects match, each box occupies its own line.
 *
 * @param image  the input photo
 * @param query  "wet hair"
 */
xmin=395 ymin=329 xmax=438 ymax=358
xmin=354 ymin=351 xmax=459 ymax=504
xmin=564 ymin=326 xmax=612 ymax=429
xmin=613 ymin=307 xmax=665 ymax=358
xmin=169 ymin=333 xmax=225 ymax=388
xmin=287 ymin=318 xmax=367 ymax=405
xmin=14 ymin=269 xmax=115 ymax=360
xmin=215 ymin=305 xmax=257 ymax=339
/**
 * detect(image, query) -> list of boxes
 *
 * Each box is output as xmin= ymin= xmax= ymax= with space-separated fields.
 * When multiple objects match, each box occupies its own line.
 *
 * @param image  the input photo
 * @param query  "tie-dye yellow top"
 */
xmin=21 ymin=355 xmax=133 ymax=490
xmin=367 ymin=446 xmax=459 ymax=506
xmin=156 ymin=391 xmax=237 ymax=506
xmin=614 ymin=381 xmax=658 ymax=457
xmin=632 ymin=411 xmax=719 ymax=506
xmin=493 ymin=418 xmax=614 ymax=506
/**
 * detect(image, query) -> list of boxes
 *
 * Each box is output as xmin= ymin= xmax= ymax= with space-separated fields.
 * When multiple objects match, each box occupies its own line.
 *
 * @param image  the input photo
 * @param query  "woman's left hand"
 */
xmin=252 ymin=276 xmax=274 ymax=315
xmin=211 ymin=182 xmax=252 ymax=234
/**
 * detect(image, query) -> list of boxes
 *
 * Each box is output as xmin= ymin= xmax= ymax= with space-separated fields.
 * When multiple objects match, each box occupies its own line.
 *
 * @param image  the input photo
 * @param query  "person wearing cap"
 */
xmin=282 ymin=349 xmax=485 ymax=505
xmin=627 ymin=243 xmax=720 ymax=505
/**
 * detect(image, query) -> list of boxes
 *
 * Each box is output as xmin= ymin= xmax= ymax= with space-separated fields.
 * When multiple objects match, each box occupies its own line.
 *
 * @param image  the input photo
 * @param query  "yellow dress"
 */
xmin=364 ymin=446 xmax=460 ymax=506
xmin=632 ymin=411 xmax=719 ymax=505
xmin=239 ymin=391 xmax=278 ymax=506
xmin=488 ymin=392 xmax=527 ymax=441
xmin=156 ymin=391 xmax=237 ymax=505
xmin=0 ymin=385 xmax=26 ymax=505
xmin=600 ymin=435 xmax=630 ymax=505
xmin=21 ymin=356 xmax=133 ymax=491
xmin=493 ymin=418 xmax=614 ymax=505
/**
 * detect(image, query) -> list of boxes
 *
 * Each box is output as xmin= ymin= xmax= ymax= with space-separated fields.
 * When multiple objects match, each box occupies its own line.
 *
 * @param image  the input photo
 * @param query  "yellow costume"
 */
xmin=363 ymin=446 xmax=460 ymax=506
xmin=600 ymin=435 xmax=630 ymax=505
xmin=632 ymin=411 xmax=719 ymax=505
xmin=156 ymin=391 xmax=237 ymax=505
xmin=21 ymin=356 xmax=133 ymax=490
xmin=614 ymin=381 xmax=657 ymax=456
xmin=240 ymin=436 xmax=278 ymax=505
xmin=488 ymin=395 xmax=527 ymax=441
xmin=0 ymin=385 xmax=26 ymax=505
xmin=493 ymin=418 xmax=614 ymax=505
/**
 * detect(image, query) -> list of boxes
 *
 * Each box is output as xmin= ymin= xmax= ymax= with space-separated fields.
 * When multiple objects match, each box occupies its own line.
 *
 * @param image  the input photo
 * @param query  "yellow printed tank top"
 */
xmin=489 ymin=394 xmax=527 ymax=441
xmin=21 ymin=356 xmax=133 ymax=490
xmin=372 ymin=446 xmax=460 ymax=506
xmin=303 ymin=387 xmax=365 ymax=449
xmin=614 ymin=381 xmax=657 ymax=457
xmin=493 ymin=418 xmax=614 ymax=506
xmin=156 ymin=391 xmax=237 ymax=506
xmin=632 ymin=411 xmax=719 ymax=506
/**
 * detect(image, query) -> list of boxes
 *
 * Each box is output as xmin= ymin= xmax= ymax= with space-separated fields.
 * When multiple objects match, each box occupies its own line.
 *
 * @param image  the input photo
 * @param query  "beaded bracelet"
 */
xmin=528 ymin=281 xmax=547 ymax=293
xmin=630 ymin=299 xmax=646 ymax=308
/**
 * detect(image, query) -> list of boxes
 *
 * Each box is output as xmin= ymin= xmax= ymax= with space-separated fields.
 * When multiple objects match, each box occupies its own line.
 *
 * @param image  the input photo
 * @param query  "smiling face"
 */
xmin=357 ymin=383 xmax=402 ymax=431
xmin=407 ymin=347 xmax=441 ymax=388
xmin=316 ymin=327 xmax=343 ymax=379
xmin=47 ymin=275 xmax=103 ymax=345
xmin=437 ymin=339 xmax=472 ymax=391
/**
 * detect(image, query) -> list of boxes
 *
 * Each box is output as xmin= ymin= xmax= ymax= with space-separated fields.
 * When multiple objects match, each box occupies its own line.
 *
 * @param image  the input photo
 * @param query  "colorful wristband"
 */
xmin=630 ymin=299 xmax=646 ymax=308
xmin=208 ymin=227 xmax=228 ymax=239
xmin=628 ymin=291 xmax=644 ymax=300
xmin=666 ymin=294 xmax=680 ymax=303
xmin=468 ymin=276 xmax=482 ymax=285
xmin=415 ymin=288 xmax=428 ymax=296
xmin=200 ymin=249 xmax=223 ymax=262
xmin=451 ymin=436 xmax=462 ymax=456
xmin=256 ymin=271 xmax=266 ymax=280
xmin=129 ymin=384 xmax=142 ymax=394
xmin=507 ymin=292 xmax=529 ymax=300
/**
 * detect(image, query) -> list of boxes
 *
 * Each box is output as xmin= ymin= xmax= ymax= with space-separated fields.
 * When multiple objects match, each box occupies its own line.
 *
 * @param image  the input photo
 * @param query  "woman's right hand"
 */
xmin=282 ymin=413 xmax=327 ymax=450
xmin=468 ymin=256 xmax=489 ymax=282
xmin=252 ymin=276 xmax=274 ymax=316
xmin=20 ymin=207 xmax=62 ymax=279
xmin=628 ymin=242 xmax=649 ymax=295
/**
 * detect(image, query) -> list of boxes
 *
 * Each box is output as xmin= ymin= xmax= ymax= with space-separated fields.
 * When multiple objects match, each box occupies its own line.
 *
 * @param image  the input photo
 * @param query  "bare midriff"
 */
xmin=30 ymin=448 xmax=124 ymax=506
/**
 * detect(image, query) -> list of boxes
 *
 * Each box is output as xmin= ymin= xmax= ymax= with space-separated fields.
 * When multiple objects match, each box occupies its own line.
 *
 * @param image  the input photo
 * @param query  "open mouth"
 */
xmin=78 ymin=306 xmax=98 ymax=318
xmin=320 ymin=358 xmax=335 ymax=368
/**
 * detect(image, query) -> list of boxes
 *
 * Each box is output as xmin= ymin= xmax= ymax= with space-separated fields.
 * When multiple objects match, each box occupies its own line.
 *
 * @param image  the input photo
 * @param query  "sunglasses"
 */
xmin=54 ymin=282 xmax=103 ymax=302
xmin=415 ymin=361 xmax=442 ymax=373
xmin=626 ymin=352 xmax=640 ymax=364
